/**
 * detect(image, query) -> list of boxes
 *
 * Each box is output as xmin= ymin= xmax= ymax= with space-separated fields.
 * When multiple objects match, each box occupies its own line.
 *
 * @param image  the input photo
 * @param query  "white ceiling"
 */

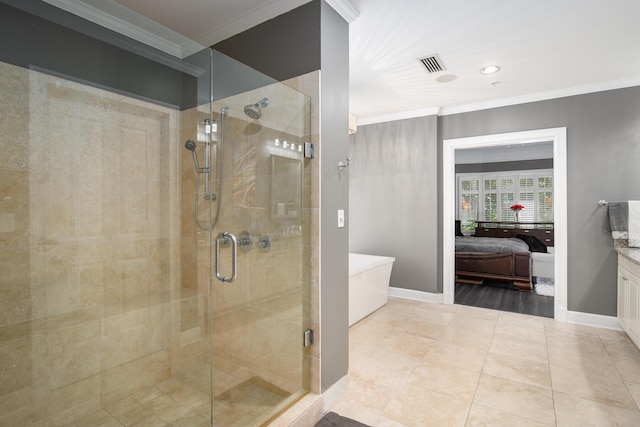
xmin=52 ymin=0 xmax=640 ymax=125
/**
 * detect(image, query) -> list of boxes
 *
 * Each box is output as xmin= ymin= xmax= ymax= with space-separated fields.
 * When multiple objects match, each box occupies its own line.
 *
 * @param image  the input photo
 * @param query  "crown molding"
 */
xmin=440 ymin=76 xmax=640 ymax=116
xmin=41 ymin=0 xmax=198 ymax=58
xmin=325 ymin=0 xmax=360 ymax=23
xmin=357 ymin=107 xmax=441 ymax=126
xmin=358 ymin=77 xmax=640 ymax=126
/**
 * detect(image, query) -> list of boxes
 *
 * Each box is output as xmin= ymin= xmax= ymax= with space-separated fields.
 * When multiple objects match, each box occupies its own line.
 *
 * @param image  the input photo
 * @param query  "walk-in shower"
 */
xmin=0 ymin=2 xmax=312 ymax=426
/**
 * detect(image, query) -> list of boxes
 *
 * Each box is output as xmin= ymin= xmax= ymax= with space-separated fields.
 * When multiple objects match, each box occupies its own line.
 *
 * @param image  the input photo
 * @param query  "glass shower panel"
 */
xmin=0 ymin=2 xmax=215 ymax=425
xmin=207 ymin=50 xmax=311 ymax=426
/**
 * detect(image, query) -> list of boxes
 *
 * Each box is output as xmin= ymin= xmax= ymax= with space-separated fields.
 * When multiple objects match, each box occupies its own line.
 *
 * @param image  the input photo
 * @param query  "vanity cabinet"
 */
xmin=617 ymin=254 xmax=640 ymax=347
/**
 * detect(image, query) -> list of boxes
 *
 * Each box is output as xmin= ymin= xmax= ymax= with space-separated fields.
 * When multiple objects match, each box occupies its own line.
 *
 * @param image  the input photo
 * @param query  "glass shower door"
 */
xmin=206 ymin=60 xmax=312 ymax=425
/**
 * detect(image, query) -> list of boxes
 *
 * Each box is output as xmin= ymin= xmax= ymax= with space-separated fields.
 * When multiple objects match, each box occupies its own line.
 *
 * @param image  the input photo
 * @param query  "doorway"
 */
xmin=442 ymin=128 xmax=568 ymax=321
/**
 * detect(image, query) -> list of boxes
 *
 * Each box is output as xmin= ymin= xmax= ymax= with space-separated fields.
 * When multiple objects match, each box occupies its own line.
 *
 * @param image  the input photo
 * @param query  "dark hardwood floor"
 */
xmin=454 ymin=280 xmax=554 ymax=318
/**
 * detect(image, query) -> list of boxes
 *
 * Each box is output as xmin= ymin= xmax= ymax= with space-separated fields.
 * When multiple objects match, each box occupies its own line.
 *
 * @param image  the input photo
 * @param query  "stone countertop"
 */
xmin=616 ymin=247 xmax=640 ymax=267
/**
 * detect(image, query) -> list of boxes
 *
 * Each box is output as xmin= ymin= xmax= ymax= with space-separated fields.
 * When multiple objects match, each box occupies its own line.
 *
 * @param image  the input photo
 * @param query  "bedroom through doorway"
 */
xmin=454 ymin=142 xmax=555 ymax=317
xmin=442 ymin=128 xmax=568 ymax=320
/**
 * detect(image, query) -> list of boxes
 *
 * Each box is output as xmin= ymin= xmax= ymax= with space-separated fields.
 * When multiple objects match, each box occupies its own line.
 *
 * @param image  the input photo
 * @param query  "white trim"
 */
xmin=441 ymin=77 xmax=640 ymax=116
xmin=358 ymin=78 xmax=640 ymax=126
xmin=389 ymin=289 xmax=621 ymax=331
xmin=42 ymin=0 xmax=188 ymax=58
xmin=565 ymin=310 xmax=622 ymax=331
xmin=325 ymin=0 xmax=360 ymax=23
xmin=389 ymin=287 xmax=443 ymax=304
xmin=443 ymin=128 xmax=568 ymax=319
xmin=357 ymin=107 xmax=441 ymax=126
xmin=321 ymin=374 xmax=348 ymax=412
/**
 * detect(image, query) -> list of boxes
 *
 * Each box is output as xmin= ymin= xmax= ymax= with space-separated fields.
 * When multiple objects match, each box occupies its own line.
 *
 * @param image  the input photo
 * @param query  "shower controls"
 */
xmin=237 ymin=231 xmax=253 ymax=253
xmin=215 ymin=232 xmax=237 ymax=283
xmin=256 ymin=236 xmax=271 ymax=252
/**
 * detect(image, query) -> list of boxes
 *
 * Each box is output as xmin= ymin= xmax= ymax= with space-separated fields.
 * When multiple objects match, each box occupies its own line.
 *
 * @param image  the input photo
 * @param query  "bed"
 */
xmin=454 ymin=222 xmax=553 ymax=292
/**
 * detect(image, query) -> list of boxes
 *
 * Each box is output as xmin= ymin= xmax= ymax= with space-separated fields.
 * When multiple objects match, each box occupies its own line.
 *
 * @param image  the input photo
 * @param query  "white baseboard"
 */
xmin=389 ymin=287 xmax=443 ymax=304
xmin=389 ymin=288 xmax=621 ymax=331
xmin=565 ymin=310 xmax=622 ymax=331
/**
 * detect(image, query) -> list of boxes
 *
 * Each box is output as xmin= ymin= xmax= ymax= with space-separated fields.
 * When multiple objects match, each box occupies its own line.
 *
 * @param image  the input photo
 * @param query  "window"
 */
xmin=459 ymin=178 xmax=480 ymax=233
xmin=456 ymin=169 xmax=553 ymax=233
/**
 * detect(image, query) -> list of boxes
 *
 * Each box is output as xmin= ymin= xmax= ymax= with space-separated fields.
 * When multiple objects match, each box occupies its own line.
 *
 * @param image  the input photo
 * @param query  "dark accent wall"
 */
xmin=350 ymin=115 xmax=439 ymax=293
xmin=456 ymin=158 xmax=553 ymax=173
xmin=214 ymin=1 xmax=321 ymax=82
xmin=319 ymin=1 xmax=350 ymax=392
xmin=441 ymin=87 xmax=640 ymax=316
xmin=0 ymin=0 xmax=199 ymax=109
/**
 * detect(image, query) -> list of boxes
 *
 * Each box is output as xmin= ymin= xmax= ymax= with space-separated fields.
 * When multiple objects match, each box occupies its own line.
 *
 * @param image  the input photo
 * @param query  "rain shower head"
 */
xmin=244 ymin=97 xmax=269 ymax=119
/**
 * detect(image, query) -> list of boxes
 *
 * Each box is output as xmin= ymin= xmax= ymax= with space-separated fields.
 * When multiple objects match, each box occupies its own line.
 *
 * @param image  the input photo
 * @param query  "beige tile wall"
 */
xmin=0 ymin=60 xmax=320 ymax=426
xmin=0 ymin=61 xmax=182 ymax=425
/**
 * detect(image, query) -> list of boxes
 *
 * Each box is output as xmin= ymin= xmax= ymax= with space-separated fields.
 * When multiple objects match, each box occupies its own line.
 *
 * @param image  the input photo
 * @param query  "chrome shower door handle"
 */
xmin=215 ymin=232 xmax=237 ymax=283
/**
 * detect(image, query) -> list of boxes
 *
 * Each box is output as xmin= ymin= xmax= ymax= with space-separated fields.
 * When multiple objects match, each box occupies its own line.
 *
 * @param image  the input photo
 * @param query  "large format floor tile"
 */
xmin=330 ymin=297 xmax=640 ymax=427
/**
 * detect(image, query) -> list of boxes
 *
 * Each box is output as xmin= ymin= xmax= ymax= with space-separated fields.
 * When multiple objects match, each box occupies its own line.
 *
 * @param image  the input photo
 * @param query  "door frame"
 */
xmin=442 ymin=128 xmax=568 ymax=321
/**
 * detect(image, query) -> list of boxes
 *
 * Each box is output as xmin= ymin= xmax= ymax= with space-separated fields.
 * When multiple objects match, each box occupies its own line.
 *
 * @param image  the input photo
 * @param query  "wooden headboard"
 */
xmin=474 ymin=221 xmax=554 ymax=247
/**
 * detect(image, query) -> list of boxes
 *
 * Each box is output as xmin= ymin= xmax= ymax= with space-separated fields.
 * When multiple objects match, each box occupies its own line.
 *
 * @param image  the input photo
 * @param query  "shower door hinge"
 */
xmin=303 ymin=329 xmax=314 ymax=347
xmin=304 ymin=142 xmax=314 ymax=159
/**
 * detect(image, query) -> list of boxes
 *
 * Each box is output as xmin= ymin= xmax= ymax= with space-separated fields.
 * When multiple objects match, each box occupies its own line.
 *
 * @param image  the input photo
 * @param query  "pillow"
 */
xmin=515 ymin=234 xmax=547 ymax=253
xmin=455 ymin=220 xmax=464 ymax=237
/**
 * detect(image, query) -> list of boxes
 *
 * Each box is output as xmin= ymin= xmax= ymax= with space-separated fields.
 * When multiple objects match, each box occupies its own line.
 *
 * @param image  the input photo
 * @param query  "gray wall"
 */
xmin=350 ymin=115 xmax=439 ymax=293
xmin=441 ymin=87 xmax=640 ymax=316
xmin=351 ymin=86 xmax=640 ymax=316
xmin=319 ymin=1 xmax=350 ymax=391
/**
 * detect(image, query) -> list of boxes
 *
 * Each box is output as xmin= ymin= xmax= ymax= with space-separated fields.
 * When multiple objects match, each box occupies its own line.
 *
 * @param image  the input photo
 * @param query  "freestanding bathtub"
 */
xmin=349 ymin=253 xmax=396 ymax=326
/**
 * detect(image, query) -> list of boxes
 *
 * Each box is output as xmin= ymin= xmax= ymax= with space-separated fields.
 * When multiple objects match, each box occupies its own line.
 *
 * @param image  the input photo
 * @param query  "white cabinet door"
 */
xmin=628 ymin=269 xmax=640 ymax=344
xmin=618 ymin=264 xmax=629 ymax=329
xmin=618 ymin=256 xmax=640 ymax=348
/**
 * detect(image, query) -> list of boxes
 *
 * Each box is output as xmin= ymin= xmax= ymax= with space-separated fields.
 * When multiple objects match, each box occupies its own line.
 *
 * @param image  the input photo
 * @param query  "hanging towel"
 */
xmin=608 ymin=202 xmax=628 ymax=239
xmin=629 ymin=201 xmax=640 ymax=248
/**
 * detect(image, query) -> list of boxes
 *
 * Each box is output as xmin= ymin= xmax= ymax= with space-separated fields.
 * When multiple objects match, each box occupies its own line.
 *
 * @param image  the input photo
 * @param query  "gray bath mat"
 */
xmin=315 ymin=412 xmax=370 ymax=427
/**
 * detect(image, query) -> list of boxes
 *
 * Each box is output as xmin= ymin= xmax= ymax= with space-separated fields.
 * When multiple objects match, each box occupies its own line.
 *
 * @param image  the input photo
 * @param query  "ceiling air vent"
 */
xmin=418 ymin=54 xmax=445 ymax=73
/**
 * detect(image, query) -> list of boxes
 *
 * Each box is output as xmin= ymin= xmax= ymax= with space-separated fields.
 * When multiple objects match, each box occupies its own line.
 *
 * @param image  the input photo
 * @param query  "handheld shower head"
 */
xmin=184 ymin=140 xmax=203 ymax=171
xmin=244 ymin=97 xmax=269 ymax=119
xmin=185 ymin=140 xmax=197 ymax=151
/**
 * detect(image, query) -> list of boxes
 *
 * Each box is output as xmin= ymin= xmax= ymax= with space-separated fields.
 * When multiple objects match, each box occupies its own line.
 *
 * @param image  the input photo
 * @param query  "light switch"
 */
xmin=337 ymin=209 xmax=345 ymax=228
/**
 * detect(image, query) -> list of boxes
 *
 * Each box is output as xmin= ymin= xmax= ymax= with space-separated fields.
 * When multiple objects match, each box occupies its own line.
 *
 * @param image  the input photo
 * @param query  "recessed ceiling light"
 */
xmin=480 ymin=65 xmax=500 ymax=74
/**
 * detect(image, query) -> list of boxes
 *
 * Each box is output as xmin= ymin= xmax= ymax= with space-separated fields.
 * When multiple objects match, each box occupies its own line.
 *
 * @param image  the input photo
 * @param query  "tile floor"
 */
xmin=70 ymin=371 xmax=293 ymax=426
xmin=330 ymin=297 xmax=640 ymax=427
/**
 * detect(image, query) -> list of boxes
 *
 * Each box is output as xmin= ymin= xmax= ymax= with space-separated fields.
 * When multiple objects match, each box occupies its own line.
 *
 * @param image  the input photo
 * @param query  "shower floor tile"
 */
xmin=74 ymin=374 xmax=291 ymax=426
